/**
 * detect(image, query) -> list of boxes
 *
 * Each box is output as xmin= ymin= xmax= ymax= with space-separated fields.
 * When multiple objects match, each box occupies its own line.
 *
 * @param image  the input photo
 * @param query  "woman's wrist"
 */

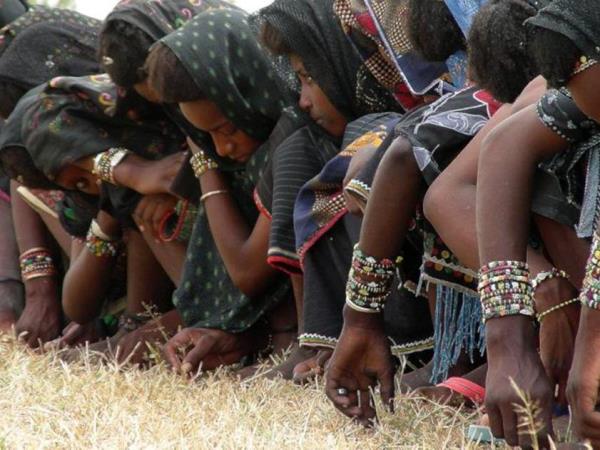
xmin=112 ymin=153 xmax=145 ymax=190
xmin=485 ymin=315 xmax=537 ymax=356
xmin=95 ymin=211 xmax=121 ymax=238
xmin=342 ymin=305 xmax=384 ymax=330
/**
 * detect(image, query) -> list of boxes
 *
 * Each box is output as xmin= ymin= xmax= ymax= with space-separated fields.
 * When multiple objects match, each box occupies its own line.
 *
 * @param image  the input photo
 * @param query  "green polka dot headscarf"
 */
xmin=160 ymin=9 xmax=296 ymax=141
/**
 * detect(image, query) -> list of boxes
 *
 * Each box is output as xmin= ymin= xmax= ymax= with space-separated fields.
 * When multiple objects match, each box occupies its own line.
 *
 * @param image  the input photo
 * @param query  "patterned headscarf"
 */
xmin=333 ymin=0 xmax=423 ymax=111
xmin=0 ymin=74 xmax=185 ymax=190
xmin=0 ymin=6 xmax=101 ymax=90
xmin=160 ymin=9 xmax=297 ymax=142
xmin=103 ymin=0 xmax=234 ymax=42
xmin=255 ymin=0 xmax=397 ymax=118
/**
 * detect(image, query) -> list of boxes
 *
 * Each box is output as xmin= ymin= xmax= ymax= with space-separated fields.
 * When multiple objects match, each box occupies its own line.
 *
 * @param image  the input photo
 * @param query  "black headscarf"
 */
xmin=0 ymin=6 xmax=101 ymax=90
xmin=0 ymin=74 xmax=186 ymax=219
xmin=0 ymin=0 xmax=27 ymax=28
xmin=254 ymin=0 xmax=397 ymax=118
xmin=102 ymin=0 xmax=239 ymax=183
xmin=527 ymin=0 xmax=600 ymax=61
xmin=160 ymin=9 xmax=298 ymax=143
xmin=103 ymin=0 xmax=235 ymax=43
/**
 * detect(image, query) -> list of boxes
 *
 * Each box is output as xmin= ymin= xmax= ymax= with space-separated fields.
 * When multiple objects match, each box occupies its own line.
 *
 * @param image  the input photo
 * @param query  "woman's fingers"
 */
xmin=499 ymin=405 xmax=519 ymax=447
xmin=379 ymin=369 xmax=395 ymax=413
xmin=181 ymin=334 xmax=216 ymax=375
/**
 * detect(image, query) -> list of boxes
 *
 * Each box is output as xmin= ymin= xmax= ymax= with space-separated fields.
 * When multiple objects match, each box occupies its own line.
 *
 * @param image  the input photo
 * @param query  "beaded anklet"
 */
xmin=85 ymin=220 xmax=121 ymax=258
xmin=478 ymin=260 xmax=535 ymax=322
xmin=93 ymin=148 xmax=131 ymax=185
xmin=19 ymin=247 xmax=58 ymax=281
xmin=190 ymin=151 xmax=218 ymax=179
xmin=345 ymin=245 xmax=402 ymax=313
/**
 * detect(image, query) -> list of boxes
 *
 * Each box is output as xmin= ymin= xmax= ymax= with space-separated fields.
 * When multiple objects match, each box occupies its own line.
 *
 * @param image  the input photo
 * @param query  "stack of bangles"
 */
xmin=190 ymin=150 xmax=218 ymax=179
xmin=581 ymin=234 xmax=600 ymax=310
xmin=478 ymin=260 xmax=535 ymax=322
xmin=85 ymin=219 xmax=121 ymax=258
xmin=532 ymin=267 xmax=580 ymax=322
xmin=92 ymin=147 xmax=131 ymax=185
xmin=19 ymin=247 xmax=58 ymax=281
xmin=345 ymin=245 xmax=402 ymax=313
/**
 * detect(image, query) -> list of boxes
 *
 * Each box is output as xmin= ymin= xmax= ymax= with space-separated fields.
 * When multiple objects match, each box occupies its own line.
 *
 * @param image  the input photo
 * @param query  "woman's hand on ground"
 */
xmin=58 ymin=320 xmax=105 ymax=348
xmin=567 ymin=307 xmax=600 ymax=447
xmin=133 ymin=194 xmax=178 ymax=238
xmin=484 ymin=316 xmax=554 ymax=448
xmin=162 ymin=327 xmax=254 ymax=375
xmin=536 ymin=277 xmax=580 ymax=406
xmin=15 ymin=278 xmax=62 ymax=347
xmin=325 ymin=307 xmax=394 ymax=426
xmin=114 ymin=152 xmax=188 ymax=195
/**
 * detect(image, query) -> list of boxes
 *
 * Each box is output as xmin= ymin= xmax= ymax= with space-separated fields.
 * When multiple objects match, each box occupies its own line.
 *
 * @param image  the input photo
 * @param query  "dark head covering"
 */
xmin=0 ymin=0 xmax=27 ymax=28
xmin=0 ymin=74 xmax=186 ymax=221
xmin=103 ymin=0 xmax=234 ymax=43
xmin=160 ymin=9 xmax=297 ymax=142
xmin=102 ymin=0 xmax=238 ymax=183
xmin=254 ymin=0 xmax=396 ymax=118
xmin=0 ymin=6 xmax=101 ymax=90
xmin=526 ymin=0 xmax=600 ymax=61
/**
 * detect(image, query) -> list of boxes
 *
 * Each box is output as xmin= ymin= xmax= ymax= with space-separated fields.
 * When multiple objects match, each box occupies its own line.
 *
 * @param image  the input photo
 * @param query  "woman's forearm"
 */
xmin=199 ymin=170 xmax=276 ymax=298
xmin=62 ymin=240 xmax=115 ymax=324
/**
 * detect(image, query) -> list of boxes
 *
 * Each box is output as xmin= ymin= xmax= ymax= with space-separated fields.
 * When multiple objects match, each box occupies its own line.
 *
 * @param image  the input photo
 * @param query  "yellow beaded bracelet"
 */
xmin=536 ymin=298 xmax=580 ymax=322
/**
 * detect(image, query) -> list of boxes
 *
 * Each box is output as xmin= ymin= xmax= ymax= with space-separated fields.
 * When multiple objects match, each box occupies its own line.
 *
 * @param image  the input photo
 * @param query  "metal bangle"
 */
xmin=200 ymin=190 xmax=229 ymax=202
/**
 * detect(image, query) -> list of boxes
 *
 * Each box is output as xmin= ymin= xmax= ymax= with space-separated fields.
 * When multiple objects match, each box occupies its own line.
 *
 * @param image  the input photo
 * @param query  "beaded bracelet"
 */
xmin=537 ymin=298 xmax=580 ymax=322
xmin=478 ymin=260 xmax=535 ymax=322
xmin=345 ymin=245 xmax=400 ymax=313
xmin=92 ymin=148 xmax=131 ymax=185
xmin=190 ymin=151 xmax=218 ymax=179
xmin=580 ymin=235 xmax=600 ymax=310
xmin=85 ymin=222 xmax=120 ymax=258
xmin=531 ymin=268 xmax=570 ymax=290
xmin=19 ymin=247 xmax=58 ymax=281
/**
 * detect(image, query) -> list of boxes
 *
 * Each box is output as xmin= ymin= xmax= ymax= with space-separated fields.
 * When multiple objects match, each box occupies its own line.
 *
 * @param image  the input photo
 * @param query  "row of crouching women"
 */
xmin=0 ymin=0 xmax=600 ymax=447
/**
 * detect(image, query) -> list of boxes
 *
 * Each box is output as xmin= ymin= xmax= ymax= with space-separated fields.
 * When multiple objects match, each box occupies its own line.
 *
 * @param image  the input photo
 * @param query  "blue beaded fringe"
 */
xmin=430 ymin=285 xmax=486 ymax=384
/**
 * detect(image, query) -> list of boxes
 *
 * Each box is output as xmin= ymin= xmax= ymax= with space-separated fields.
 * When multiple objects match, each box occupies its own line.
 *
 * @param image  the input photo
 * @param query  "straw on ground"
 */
xmin=0 ymin=336 xmax=483 ymax=449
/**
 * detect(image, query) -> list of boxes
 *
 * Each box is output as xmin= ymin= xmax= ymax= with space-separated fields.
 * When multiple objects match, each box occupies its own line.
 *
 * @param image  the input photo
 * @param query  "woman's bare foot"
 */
xmin=398 ymin=360 xmax=434 ymax=392
xmin=414 ymin=364 xmax=487 ymax=406
xmin=293 ymin=348 xmax=333 ymax=384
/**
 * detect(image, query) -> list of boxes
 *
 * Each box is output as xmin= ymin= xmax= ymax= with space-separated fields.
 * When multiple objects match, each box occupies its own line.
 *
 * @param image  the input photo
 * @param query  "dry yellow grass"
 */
xmin=0 ymin=336 xmax=485 ymax=449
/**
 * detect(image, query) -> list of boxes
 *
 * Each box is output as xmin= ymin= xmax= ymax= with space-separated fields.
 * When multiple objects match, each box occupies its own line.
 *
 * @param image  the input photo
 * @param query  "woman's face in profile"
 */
xmin=179 ymin=99 xmax=261 ymax=163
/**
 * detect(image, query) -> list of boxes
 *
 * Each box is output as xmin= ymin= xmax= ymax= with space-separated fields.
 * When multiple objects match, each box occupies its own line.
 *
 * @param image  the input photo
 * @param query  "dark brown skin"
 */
xmin=163 ymin=325 xmax=266 ymax=375
xmin=563 ymin=65 xmax=600 ymax=447
xmin=56 ymin=152 xmax=187 ymax=198
xmin=325 ymin=137 xmax=423 ymax=425
xmin=475 ymin=88 xmax=578 ymax=446
xmin=178 ymin=102 xmax=277 ymax=299
xmin=425 ymin=80 xmax=583 ymax=410
xmin=0 ymin=196 xmax=23 ymax=332
xmin=10 ymin=181 xmax=62 ymax=347
xmin=112 ymin=229 xmax=176 ymax=365
xmin=62 ymin=211 xmax=121 ymax=324
xmin=290 ymin=55 xmax=348 ymax=138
